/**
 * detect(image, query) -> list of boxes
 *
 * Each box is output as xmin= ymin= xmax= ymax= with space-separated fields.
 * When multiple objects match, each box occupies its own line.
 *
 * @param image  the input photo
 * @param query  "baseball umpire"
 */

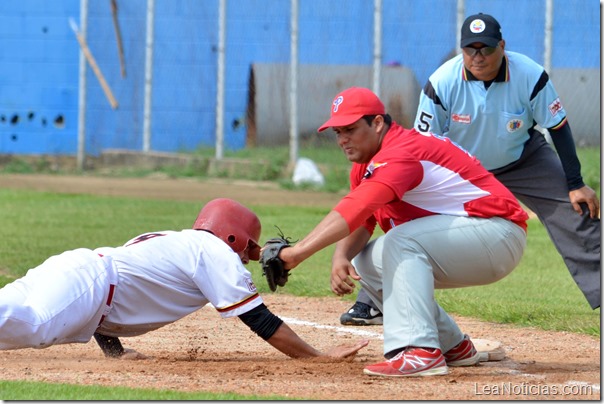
xmin=0 ymin=198 xmax=368 ymax=360
xmin=342 ymin=12 xmax=601 ymax=326
xmin=414 ymin=13 xmax=601 ymax=309
xmin=262 ymin=87 xmax=528 ymax=377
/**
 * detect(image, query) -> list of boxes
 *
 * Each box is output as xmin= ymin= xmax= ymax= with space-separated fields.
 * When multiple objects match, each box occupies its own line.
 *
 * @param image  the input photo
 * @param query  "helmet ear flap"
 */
xmin=247 ymin=239 xmax=261 ymax=261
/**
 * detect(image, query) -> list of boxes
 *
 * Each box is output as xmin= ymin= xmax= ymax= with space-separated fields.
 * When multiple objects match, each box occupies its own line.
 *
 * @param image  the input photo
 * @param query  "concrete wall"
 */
xmin=247 ymin=64 xmax=421 ymax=146
xmin=550 ymin=69 xmax=600 ymax=146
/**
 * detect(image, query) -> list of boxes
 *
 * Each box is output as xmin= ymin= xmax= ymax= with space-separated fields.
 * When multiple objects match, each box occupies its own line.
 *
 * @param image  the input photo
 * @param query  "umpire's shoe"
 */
xmin=340 ymin=302 xmax=383 ymax=326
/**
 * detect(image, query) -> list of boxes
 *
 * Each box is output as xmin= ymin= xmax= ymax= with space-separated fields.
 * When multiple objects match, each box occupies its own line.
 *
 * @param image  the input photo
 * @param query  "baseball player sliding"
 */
xmin=262 ymin=87 xmax=528 ymax=377
xmin=0 ymin=198 xmax=368 ymax=360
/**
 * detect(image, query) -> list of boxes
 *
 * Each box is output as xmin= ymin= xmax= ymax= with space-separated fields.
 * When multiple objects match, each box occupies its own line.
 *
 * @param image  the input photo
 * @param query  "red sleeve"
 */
xmin=333 ymin=181 xmax=397 ymax=234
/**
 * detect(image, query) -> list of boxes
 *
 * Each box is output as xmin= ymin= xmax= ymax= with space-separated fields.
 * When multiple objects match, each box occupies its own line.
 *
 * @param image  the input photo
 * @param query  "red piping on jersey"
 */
xmin=98 ymin=284 xmax=116 ymax=326
xmin=106 ymin=284 xmax=115 ymax=306
xmin=550 ymin=116 xmax=567 ymax=130
xmin=97 ymin=253 xmax=116 ymax=326
xmin=215 ymin=292 xmax=260 ymax=313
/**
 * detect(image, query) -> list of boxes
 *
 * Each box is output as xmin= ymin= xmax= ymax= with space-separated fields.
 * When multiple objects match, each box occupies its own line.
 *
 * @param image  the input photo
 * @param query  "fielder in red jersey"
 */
xmin=336 ymin=121 xmax=527 ymax=235
xmin=274 ymin=87 xmax=528 ymax=377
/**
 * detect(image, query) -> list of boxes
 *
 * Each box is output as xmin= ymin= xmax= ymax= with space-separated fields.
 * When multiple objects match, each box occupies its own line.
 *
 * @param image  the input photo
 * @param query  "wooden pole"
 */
xmin=70 ymin=18 xmax=119 ymax=109
xmin=110 ymin=0 xmax=127 ymax=78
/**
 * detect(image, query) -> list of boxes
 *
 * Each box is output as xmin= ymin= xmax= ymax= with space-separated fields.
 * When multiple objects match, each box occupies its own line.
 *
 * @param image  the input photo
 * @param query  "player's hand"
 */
xmin=569 ymin=185 xmax=600 ymax=218
xmin=330 ymin=257 xmax=360 ymax=296
xmin=323 ymin=339 xmax=369 ymax=360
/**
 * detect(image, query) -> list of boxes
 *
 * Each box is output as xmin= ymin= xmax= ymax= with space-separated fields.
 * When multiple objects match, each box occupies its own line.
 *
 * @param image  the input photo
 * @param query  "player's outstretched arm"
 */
xmin=279 ymin=210 xmax=351 ymax=270
xmin=239 ymin=303 xmax=368 ymax=359
xmin=266 ymin=322 xmax=369 ymax=359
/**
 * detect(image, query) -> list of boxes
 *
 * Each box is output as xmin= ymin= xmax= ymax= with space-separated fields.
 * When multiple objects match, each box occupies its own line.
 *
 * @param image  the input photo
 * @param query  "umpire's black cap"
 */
xmin=460 ymin=13 xmax=502 ymax=48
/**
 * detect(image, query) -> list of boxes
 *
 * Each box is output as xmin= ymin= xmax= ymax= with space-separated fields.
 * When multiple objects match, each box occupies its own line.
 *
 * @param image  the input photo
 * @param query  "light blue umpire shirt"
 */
xmin=414 ymin=51 xmax=567 ymax=171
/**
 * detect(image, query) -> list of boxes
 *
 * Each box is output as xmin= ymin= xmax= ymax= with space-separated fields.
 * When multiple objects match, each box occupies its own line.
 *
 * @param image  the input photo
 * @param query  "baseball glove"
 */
xmin=260 ymin=227 xmax=295 ymax=292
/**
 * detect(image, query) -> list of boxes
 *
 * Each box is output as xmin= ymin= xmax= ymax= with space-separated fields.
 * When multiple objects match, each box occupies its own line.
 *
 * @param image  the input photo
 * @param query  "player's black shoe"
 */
xmin=340 ymin=302 xmax=383 ymax=326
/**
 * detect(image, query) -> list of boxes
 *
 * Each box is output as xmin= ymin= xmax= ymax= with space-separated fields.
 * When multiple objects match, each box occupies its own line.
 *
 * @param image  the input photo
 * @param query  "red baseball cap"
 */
xmin=318 ymin=87 xmax=385 ymax=132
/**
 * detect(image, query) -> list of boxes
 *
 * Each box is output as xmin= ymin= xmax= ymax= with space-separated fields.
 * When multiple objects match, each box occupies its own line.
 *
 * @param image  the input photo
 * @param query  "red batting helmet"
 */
xmin=193 ymin=198 xmax=262 ymax=261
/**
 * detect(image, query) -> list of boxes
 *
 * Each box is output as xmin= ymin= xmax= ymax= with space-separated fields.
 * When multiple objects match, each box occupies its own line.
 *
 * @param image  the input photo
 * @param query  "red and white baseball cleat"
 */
xmin=444 ymin=334 xmax=481 ymax=367
xmin=363 ymin=347 xmax=448 ymax=377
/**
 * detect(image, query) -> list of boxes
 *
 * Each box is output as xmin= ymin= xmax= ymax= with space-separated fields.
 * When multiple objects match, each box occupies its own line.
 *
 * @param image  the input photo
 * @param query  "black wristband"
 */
xmin=239 ymin=303 xmax=284 ymax=340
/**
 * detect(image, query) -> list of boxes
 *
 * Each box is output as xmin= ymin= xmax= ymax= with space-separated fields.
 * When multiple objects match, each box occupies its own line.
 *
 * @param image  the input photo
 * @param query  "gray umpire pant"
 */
xmin=491 ymin=132 xmax=601 ymax=309
xmin=357 ymin=132 xmax=601 ymax=311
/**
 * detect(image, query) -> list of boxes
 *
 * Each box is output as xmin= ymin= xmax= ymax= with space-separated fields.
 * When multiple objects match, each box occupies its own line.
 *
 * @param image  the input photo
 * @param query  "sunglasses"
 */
xmin=462 ymin=45 xmax=498 ymax=57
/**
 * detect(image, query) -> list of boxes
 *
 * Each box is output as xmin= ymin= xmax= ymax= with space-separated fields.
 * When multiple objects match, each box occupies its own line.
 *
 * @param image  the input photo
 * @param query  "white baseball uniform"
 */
xmin=0 ymin=230 xmax=263 ymax=349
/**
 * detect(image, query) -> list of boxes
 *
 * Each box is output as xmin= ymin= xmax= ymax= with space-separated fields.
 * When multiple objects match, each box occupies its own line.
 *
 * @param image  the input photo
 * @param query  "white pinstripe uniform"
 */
xmin=0 ymin=230 xmax=262 ymax=349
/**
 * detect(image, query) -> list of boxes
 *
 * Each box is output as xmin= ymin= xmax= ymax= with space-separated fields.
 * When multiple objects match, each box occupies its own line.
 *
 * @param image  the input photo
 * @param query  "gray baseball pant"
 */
xmin=353 ymin=215 xmax=526 ymax=358
xmin=492 ymin=133 xmax=601 ymax=309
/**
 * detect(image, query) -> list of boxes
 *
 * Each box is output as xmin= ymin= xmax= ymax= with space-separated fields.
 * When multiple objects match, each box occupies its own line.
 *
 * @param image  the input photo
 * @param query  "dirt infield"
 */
xmin=0 ymin=173 xmax=600 ymax=400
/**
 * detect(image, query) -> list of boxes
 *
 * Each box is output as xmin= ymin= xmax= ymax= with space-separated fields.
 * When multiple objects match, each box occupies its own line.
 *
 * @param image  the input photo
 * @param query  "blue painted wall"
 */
xmin=0 ymin=0 xmax=599 ymax=156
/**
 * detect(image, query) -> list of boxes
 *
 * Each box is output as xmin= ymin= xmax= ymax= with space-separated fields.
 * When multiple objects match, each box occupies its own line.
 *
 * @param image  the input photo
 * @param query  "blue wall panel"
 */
xmin=299 ymin=0 xmax=374 ymax=65
xmin=84 ymin=0 xmax=148 ymax=154
xmin=382 ymin=0 xmax=458 ymax=88
xmin=0 ymin=0 xmax=599 ymax=156
xmin=222 ymin=0 xmax=291 ymax=150
xmin=552 ymin=0 xmax=600 ymax=68
xmin=0 ymin=0 xmax=79 ymax=155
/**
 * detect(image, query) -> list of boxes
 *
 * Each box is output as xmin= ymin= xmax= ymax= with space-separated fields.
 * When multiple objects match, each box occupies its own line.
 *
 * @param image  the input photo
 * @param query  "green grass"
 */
xmin=0 ymin=146 xmax=599 ymax=400
xmin=576 ymin=147 xmax=600 ymax=195
xmin=0 ymin=190 xmax=201 ymax=276
xmin=1 ymin=146 xmax=598 ymax=197
xmin=185 ymin=146 xmax=603 ymax=195
xmin=0 ymin=380 xmax=289 ymax=400
xmin=189 ymin=143 xmax=353 ymax=192
xmin=192 ymin=137 xmax=347 ymax=168
xmin=0 ymin=188 xmax=598 ymax=336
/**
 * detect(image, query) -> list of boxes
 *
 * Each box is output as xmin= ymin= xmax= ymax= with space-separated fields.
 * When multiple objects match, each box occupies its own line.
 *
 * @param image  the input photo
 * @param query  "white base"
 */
xmin=473 ymin=338 xmax=506 ymax=362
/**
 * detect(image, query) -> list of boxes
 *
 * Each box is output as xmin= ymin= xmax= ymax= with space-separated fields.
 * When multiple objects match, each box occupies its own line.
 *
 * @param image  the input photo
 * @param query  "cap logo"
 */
xmin=332 ymin=95 xmax=344 ymax=113
xmin=470 ymin=19 xmax=486 ymax=33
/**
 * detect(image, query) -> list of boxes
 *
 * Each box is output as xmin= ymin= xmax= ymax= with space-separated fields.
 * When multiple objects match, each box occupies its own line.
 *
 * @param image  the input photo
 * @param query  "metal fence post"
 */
xmin=76 ymin=0 xmax=88 ymax=170
xmin=215 ymin=0 xmax=226 ymax=160
xmin=372 ymin=0 xmax=382 ymax=97
xmin=289 ymin=0 xmax=299 ymax=168
xmin=143 ymin=0 xmax=155 ymax=153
